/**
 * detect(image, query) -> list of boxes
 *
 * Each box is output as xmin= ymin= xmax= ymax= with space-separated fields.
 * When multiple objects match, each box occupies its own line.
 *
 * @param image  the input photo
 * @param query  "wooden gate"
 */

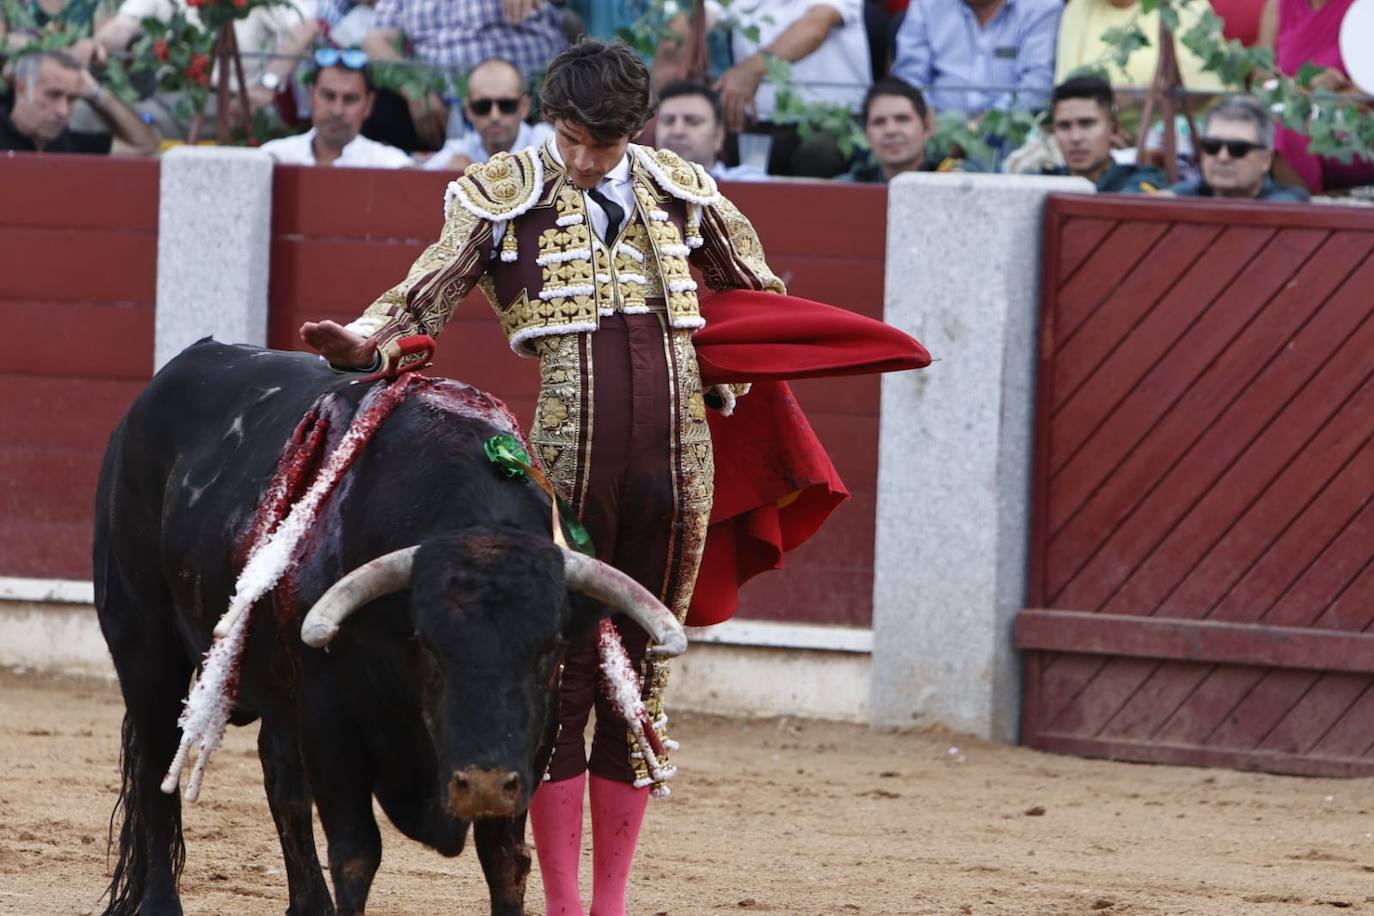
xmin=1017 ymin=194 xmax=1374 ymax=777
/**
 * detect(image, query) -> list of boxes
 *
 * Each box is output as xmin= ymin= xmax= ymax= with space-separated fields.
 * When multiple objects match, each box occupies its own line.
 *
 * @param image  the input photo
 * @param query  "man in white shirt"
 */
xmin=260 ymin=53 xmax=412 ymax=168
xmin=656 ymin=79 xmax=768 ymax=182
xmin=422 ymin=57 xmax=552 ymax=172
xmin=653 ymin=1 xmax=870 ymax=176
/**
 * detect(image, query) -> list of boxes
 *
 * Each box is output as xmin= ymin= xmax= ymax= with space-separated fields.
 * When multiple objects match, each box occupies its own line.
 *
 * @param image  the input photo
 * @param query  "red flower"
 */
xmin=153 ymin=39 xmax=169 ymax=61
xmin=186 ymin=0 xmax=203 ymax=6
xmin=233 ymin=0 xmax=247 ymax=8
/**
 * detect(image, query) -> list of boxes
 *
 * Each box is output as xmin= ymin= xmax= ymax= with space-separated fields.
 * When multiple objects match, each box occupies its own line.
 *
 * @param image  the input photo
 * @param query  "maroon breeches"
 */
xmin=546 ymin=313 xmax=679 ymax=784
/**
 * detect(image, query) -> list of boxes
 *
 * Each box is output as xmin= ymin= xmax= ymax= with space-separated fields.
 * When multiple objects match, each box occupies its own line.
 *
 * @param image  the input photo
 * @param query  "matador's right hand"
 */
xmin=299 ymin=320 xmax=379 ymax=370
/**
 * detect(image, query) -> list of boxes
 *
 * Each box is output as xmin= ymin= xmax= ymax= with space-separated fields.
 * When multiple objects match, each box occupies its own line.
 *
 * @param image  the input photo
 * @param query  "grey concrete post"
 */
xmin=155 ymin=146 xmax=274 ymax=371
xmin=870 ymin=173 xmax=1093 ymax=741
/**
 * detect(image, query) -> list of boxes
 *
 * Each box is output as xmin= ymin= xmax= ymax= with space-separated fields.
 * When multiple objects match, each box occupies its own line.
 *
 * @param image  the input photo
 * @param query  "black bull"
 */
xmin=93 ymin=340 xmax=685 ymax=916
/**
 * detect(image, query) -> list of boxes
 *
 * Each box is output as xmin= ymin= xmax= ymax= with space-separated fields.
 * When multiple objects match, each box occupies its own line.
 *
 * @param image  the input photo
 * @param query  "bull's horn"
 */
xmin=300 ymin=546 xmax=419 ymax=648
xmin=562 ymin=550 xmax=687 ymax=658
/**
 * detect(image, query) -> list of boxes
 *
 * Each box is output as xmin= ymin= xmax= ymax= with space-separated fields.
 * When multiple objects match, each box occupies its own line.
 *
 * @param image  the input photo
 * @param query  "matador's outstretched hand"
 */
xmin=299 ymin=320 xmax=379 ymax=370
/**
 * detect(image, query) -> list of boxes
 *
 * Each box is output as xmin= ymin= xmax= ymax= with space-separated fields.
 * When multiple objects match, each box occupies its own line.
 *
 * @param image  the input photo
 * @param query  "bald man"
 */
xmin=423 ymin=56 xmax=553 ymax=173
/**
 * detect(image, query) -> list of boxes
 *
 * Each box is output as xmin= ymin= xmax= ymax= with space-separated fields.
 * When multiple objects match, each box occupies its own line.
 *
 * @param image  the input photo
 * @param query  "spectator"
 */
xmin=654 ymin=1 xmax=871 ymax=177
xmin=563 ymin=0 xmax=646 ymax=40
xmin=1056 ymin=0 xmax=1223 ymax=93
xmin=1169 ymin=95 xmax=1310 ymax=200
xmin=1211 ymin=0 xmax=1266 ymax=46
xmin=1040 ymin=75 xmax=1165 ymax=192
xmin=891 ymin=0 xmax=1062 ymax=117
xmin=655 ymin=78 xmax=767 ymax=181
xmin=318 ymin=0 xmax=377 ymax=48
xmin=423 ymin=57 xmax=552 ymax=172
xmin=361 ymin=0 xmax=571 ymax=151
xmin=0 ymin=49 xmax=158 ymax=154
xmin=75 ymin=0 xmax=318 ymax=138
xmin=259 ymin=49 xmax=411 ymax=167
xmin=844 ymin=76 xmax=938 ymax=182
xmin=1257 ymin=0 xmax=1374 ymax=193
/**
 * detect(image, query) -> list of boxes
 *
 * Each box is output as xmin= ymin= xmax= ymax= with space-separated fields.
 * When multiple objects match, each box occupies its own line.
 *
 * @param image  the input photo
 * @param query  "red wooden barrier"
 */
xmin=0 ymin=155 xmax=158 ymax=580
xmin=1019 ymin=194 xmax=1374 ymax=777
xmin=268 ymin=167 xmax=888 ymax=626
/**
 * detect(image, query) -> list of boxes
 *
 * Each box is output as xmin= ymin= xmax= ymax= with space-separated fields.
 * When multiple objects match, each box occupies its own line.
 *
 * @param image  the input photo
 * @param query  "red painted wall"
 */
xmin=268 ymin=167 xmax=888 ymax=627
xmin=0 ymin=156 xmax=158 ymax=580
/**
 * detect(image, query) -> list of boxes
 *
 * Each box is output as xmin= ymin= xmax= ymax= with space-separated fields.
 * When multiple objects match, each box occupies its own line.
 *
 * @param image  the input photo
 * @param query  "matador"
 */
xmin=302 ymin=41 xmax=784 ymax=916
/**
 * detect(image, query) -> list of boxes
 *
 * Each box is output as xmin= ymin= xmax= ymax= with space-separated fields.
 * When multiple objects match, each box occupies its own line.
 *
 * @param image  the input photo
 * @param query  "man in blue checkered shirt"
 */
xmin=362 ymin=0 xmax=571 ymax=149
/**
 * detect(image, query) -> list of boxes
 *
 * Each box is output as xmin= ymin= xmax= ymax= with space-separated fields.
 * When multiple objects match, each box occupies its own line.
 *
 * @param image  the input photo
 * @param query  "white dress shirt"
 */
xmin=705 ymin=0 xmax=871 ymax=121
xmin=423 ymin=121 xmax=555 ymax=171
xmin=259 ymin=128 xmax=414 ymax=168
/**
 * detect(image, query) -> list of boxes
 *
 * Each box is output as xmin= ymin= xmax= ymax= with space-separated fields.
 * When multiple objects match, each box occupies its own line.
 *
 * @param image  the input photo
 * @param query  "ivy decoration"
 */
xmin=1101 ymin=0 xmax=1374 ymax=166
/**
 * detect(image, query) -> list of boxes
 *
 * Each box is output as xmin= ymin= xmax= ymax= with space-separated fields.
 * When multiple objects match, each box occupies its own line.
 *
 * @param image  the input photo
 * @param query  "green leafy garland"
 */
xmin=1102 ymin=0 xmax=1372 ymax=164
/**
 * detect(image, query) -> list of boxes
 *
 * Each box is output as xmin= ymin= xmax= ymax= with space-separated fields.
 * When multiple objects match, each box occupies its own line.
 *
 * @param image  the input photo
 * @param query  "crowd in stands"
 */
xmin=1 ymin=0 xmax=1370 ymax=202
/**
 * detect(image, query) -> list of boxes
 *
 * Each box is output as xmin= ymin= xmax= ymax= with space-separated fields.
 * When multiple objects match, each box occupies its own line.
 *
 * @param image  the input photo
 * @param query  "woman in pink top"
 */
xmin=1258 ymin=0 xmax=1374 ymax=192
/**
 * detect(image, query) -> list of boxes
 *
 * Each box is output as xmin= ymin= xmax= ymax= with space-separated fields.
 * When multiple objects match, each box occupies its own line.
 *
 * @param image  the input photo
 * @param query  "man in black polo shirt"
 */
xmin=1 ymin=50 xmax=158 ymax=155
xmin=1042 ymin=75 xmax=1166 ymax=193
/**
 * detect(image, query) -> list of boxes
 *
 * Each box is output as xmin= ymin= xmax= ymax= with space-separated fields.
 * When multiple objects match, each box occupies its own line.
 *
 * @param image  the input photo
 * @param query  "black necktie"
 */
xmin=587 ymin=185 xmax=624 ymax=242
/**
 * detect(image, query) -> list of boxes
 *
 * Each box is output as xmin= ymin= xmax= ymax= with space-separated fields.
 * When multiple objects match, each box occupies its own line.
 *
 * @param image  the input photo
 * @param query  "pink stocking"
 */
xmin=529 ymin=771 xmax=587 ymax=916
xmin=588 ymin=773 xmax=650 ymax=916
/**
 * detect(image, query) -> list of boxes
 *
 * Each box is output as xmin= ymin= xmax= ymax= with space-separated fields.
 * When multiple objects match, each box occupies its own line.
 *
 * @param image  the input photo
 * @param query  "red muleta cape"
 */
xmin=688 ymin=290 xmax=930 ymax=626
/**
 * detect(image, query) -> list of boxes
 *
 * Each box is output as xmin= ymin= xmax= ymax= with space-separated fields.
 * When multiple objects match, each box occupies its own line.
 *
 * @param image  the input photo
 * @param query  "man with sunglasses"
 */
xmin=300 ymin=38 xmax=787 ymax=916
xmin=259 ymin=49 xmax=413 ymax=168
xmin=1169 ymin=96 xmax=1310 ymax=202
xmin=423 ymin=57 xmax=552 ymax=172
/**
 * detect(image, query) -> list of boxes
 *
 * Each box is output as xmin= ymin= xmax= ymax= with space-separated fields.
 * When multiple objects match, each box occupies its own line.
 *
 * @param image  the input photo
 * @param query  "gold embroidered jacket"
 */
xmin=346 ymin=142 xmax=785 ymax=370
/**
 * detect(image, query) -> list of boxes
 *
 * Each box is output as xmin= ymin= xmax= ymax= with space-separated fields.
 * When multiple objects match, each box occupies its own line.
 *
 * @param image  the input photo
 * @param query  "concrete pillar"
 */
xmin=155 ymin=146 xmax=273 ymax=371
xmin=870 ymin=172 xmax=1093 ymax=741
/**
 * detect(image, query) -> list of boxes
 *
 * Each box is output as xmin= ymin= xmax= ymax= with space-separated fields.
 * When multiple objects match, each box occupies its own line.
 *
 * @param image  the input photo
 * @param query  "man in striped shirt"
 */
xmin=361 ymin=0 xmax=571 ymax=149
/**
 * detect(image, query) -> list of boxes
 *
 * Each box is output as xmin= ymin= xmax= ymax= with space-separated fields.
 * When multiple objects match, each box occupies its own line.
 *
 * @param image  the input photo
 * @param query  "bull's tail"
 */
xmin=101 ymin=712 xmax=186 ymax=916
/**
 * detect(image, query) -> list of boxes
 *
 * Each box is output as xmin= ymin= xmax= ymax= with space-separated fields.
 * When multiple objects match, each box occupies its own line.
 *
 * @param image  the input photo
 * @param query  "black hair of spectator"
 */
xmin=304 ymin=62 xmax=376 ymax=94
xmin=540 ymin=39 xmax=652 ymax=143
xmin=1051 ymin=75 xmax=1115 ymax=116
xmin=861 ymin=77 xmax=927 ymax=125
xmin=658 ymin=79 xmax=722 ymax=126
xmin=1204 ymin=95 xmax=1276 ymax=147
xmin=12 ymin=49 xmax=82 ymax=85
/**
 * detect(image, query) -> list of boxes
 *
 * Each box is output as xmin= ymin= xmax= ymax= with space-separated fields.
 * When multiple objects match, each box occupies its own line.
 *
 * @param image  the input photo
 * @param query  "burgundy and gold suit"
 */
xmin=344 ymin=141 xmax=783 ymax=790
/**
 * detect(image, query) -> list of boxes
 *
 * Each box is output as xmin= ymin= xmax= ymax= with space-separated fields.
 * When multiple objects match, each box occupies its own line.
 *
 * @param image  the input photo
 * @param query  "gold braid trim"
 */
xmin=692 ymin=194 xmax=786 ymax=295
xmin=631 ymin=145 xmax=720 ymax=206
xmin=444 ymin=149 xmax=543 ymax=221
xmin=350 ymin=199 xmax=494 ymax=373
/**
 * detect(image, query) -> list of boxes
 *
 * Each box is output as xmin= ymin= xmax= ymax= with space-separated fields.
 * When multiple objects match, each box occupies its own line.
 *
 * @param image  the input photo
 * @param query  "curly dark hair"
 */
xmin=540 ymin=39 xmax=653 ymax=143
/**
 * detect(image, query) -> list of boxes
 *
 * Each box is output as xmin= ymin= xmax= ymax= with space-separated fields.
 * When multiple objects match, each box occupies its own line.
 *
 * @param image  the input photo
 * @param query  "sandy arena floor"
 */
xmin=1 ymin=668 xmax=1371 ymax=916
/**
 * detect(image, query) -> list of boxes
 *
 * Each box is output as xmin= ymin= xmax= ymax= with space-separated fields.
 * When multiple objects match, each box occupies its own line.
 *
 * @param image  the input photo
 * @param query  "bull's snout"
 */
xmin=447 ymin=767 xmax=524 ymax=818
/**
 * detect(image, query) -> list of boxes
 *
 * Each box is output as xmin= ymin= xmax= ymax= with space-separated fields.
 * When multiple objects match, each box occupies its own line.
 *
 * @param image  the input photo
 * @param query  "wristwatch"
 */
xmin=260 ymin=71 xmax=282 ymax=92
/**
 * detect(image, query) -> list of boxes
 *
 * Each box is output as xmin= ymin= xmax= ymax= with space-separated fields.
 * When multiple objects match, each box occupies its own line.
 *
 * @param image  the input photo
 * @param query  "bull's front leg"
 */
xmin=259 ymin=714 xmax=335 ymax=915
xmin=299 ymin=685 xmax=381 ymax=915
xmin=474 ymin=814 xmax=532 ymax=916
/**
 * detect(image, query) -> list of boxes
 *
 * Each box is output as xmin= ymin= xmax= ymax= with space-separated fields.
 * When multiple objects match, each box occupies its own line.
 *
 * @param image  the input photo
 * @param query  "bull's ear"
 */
xmin=563 ymin=592 xmax=608 ymax=645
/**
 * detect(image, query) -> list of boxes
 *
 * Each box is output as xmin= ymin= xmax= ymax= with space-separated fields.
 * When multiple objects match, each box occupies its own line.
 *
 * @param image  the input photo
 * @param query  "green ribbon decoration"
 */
xmin=484 ymin=434 xmax=531 ymax=478
xmin=484 ymin=435 xmax=594 ymax=556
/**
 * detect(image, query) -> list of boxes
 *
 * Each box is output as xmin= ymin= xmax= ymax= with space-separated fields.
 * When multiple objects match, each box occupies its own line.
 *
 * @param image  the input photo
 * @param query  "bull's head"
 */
xmin=298 ymin=528 xmax=685 ymax=820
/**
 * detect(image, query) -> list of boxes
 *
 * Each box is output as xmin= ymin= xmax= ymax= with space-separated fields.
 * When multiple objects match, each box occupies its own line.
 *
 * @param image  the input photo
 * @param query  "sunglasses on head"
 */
xmin=469 ymin=97 xmax=520 ymax=116
xmin=315 ymin=47 xmax=368 ymax=70
xmin=1199 ymin=137 xmax=1264 ymax=158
